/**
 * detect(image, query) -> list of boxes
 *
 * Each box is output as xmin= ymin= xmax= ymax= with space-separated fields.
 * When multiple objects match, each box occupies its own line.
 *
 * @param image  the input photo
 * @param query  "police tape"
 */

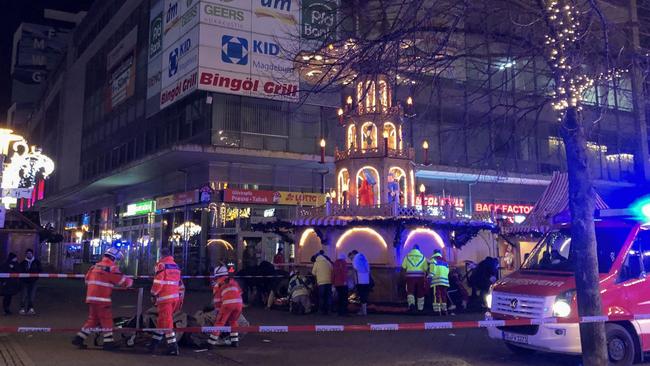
xmin=0 ymin=273 xmax=284 ymax=279
xmin=0 ymin=314 xmax=647 ymax=334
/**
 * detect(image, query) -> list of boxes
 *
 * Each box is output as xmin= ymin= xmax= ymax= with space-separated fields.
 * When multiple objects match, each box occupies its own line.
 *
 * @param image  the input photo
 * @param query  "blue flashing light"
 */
xmin=630 ymin=196 xmax=650 ymax=222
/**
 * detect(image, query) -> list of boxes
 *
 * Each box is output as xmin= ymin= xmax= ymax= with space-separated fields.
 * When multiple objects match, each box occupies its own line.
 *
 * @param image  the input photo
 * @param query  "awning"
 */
xmin=503 ymin=172 xmax=609 ymax=234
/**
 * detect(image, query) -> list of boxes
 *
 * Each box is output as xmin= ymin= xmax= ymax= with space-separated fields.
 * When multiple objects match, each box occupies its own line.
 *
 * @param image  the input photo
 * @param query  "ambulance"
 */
xmin=486 ymin=209 xmax=650 ymax=365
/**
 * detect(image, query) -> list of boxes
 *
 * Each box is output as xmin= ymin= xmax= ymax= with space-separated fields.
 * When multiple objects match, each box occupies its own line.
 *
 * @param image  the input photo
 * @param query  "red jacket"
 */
xmin=85 ymin=257 xmax=132 ymax=304
xmin=151 ymin=256 xmax=181 ymax=304
xmin=213 ymin=277 xmax=243 ymax=308
xmin=332 ymin=259 xmax=348 ymax=287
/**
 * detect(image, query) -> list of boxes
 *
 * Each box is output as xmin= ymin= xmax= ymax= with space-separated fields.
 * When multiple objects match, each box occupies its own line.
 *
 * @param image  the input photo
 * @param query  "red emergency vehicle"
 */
xmin=486 ymin=209 xmax=650 ymax=365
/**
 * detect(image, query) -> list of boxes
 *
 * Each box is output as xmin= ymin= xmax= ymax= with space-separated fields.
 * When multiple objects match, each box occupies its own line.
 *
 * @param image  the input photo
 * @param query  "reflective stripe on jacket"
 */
xmin=213 ymin=277 xmax=243 ymax=308
xmin=401 ymin=249 xmax=428 ymax=276
xmin=151 ymin=256 xmax=181 ymax=304
xmin=429 ymin=259 xmax=450 ymax=287
xmin=85 ymin=257 xmax=132 ymax=304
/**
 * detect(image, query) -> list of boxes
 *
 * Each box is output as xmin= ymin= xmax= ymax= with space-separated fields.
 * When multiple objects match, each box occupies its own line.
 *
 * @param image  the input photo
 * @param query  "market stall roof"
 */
xmin=503 ymin=172 xmax=608 ymax=234
xmin=291 ymin=215 xmax=496 ymax=230
xmin=1 ymin=210 xmax=40 ymax=232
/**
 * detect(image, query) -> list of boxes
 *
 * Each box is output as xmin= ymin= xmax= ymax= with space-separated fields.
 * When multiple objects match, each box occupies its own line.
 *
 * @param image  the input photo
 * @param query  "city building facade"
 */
xmin=17 ymin=0 xmax=650 ymax=275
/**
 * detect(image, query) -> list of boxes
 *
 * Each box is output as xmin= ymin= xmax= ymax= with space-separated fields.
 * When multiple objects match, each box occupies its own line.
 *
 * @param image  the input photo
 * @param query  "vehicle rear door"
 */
xmin=618 ymin=228 xmax=650 ymax=349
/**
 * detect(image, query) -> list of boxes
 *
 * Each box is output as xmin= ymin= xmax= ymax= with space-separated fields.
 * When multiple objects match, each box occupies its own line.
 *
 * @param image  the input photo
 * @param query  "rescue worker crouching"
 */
xmin=72 ymin=248 xmax=133 ymax=350
xmin=149 ymin=247 xmax=181 ymax=356
xmin=429 ymin=250 xmax=450 ymax=315
xmin=401 ymin=245 xmax=428 ymax=312
xmin=288 ymin=269 xmax=312 ymax=314
xmin=206 ymin=264 xmax=243 ymax=348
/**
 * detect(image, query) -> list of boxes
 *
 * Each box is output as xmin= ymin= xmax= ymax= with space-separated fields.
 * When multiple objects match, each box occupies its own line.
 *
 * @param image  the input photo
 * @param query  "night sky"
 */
xmin=0 ymin=0 xmax=94 ymax=124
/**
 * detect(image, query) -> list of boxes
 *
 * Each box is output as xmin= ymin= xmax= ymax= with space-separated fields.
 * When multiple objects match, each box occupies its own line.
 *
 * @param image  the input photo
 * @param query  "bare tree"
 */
xmin=293 ymin=0 xmax=639 ymax=364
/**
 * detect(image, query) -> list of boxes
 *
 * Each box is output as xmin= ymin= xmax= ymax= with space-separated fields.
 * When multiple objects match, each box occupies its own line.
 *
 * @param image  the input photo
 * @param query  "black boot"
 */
xmin=164 ymin=333 xmax=179 ymax=356
xmin=103 ymin=341 xmax=119 ymax=351
xmin=148 ymin=333 xmax=162 ymax=353
xmin=165 ymin=342 xmax=179 ymax=356
xmin=71 ymin=335 xmax=87 ymax=349
xmin=230 ymin=332 xmax=239 ymax=348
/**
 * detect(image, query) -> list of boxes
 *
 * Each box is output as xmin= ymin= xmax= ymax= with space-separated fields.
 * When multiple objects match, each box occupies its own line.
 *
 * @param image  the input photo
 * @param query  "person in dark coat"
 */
xmin=19 ymin=249 xmax=42 ymax=315
xmin=1 ymin=253 xmax=21 ymax=315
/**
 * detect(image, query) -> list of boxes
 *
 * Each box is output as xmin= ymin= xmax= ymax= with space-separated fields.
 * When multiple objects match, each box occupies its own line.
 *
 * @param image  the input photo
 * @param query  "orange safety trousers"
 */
xmin=82 ymin=303 xmax=114 ymax=329
xmin=157 ymin=301 xmax=176 ymax=336
xmin=212 ymin=304 xmax=242 ymax=337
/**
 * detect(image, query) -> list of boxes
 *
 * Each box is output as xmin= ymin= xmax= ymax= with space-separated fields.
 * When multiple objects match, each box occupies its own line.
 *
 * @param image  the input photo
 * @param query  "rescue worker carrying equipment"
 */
xmin=429 ymin=250 xmax=450 ymax=315
xmin=401 ymin=245 xmax=428 ymax=312
xmin=149 ymin=247 xmax=181 ymax=356
xmin=207 ymin=264 xmax=243 ymax=348
xmin=72 ymin=247 xmax=133 ymax=350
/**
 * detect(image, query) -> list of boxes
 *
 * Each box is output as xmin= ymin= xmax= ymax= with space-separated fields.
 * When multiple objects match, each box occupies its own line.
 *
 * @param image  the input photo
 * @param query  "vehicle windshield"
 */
xmin=521 ymin=225 xmax=633 ymax=273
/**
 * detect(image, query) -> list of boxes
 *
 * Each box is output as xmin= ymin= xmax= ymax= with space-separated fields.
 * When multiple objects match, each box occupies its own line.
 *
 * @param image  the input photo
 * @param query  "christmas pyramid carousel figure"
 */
xmin=257 ymin=66 xmax=497 ymax=304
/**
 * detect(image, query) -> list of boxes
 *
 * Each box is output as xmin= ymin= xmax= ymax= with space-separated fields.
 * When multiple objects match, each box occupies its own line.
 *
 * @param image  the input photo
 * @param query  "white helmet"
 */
xmin=213 ymin=265 xmax=228 ymax=278
xmin=104 ymin=247 xmax=124 ymax=261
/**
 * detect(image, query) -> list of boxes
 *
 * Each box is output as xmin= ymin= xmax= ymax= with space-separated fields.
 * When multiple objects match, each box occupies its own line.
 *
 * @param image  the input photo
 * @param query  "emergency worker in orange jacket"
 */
xmin=149 ymin=247 xmax=181 ymax=356
xmin=72 ymin=248 xmax=133 ymax=350
xmin=206 ymin=264 xmax=243 ymax=348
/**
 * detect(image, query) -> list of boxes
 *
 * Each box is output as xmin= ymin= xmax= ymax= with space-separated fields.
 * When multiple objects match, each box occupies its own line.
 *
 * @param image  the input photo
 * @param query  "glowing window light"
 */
xmin=356 ymin=166 xmax=381 ymax=205
xmin=360 ymin=122 xmax=378 ymax=151
xmin=299 ymin=228 xmax=316 ymax=247
xmin=173 ymin=221 xmax=202 ymax=240
xmin=335 ymin=227 xmax=387 ymax=249
xmin=404 ymin=228 xmax=445 ymax=249
xmin=207 ymin=239 xmax=234 ymax=251
xmin=605 ymin=153 xmax=634 ymax=162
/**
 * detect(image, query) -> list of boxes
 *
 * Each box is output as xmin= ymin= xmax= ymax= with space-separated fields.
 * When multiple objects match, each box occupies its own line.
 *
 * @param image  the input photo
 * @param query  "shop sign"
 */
xmin=156 ymin=190 xmax=199 ymax=210
xmin=199 ymin=185 xmax=213 ymax=203
xmin=124 ymin=200 xmax=156 ymax=217
xmin=415 ymin=195 xmax=465 ymax=208
xmin=223 ymin=189 xmax=325 ymax=206
xmin=474 ymin=203 xmax=534 ymax=215
xmin=221 ymin=206 xmax=251 ymax=223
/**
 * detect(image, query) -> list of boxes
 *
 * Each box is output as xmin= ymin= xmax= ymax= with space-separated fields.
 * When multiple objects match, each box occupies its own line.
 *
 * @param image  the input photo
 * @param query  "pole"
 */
xmin=136 ymin=287 xmax=143 ymax=330
xmin=628 ymin=0 xmax=650 ymax=182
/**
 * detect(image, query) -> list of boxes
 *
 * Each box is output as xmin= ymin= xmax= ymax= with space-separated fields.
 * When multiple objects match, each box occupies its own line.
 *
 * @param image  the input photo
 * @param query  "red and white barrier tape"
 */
xmin=0 ymin=314 xmax=646 ymax=334
xmin=0 ymin=273 xmax=284 ymax=279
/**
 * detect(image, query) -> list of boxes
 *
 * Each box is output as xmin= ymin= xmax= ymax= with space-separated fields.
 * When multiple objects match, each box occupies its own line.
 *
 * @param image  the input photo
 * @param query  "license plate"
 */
xmin=503 ymin=332 xmax=528 ymax=344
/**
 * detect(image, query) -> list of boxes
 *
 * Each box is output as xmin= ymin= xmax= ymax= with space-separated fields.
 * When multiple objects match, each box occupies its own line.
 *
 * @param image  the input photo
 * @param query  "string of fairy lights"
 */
xmin=544 ymin=0 xmax=627 ymax=120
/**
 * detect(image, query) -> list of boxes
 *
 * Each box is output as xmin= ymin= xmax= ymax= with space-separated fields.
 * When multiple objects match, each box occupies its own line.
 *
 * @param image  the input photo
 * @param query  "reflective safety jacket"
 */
xmin=288 ymin=274 xmax=310 ymax=298
xmin=213 ymin=277 xmax=243 ymax=308
xmin=151 ymin=256 xmax=181 ymax=304
xmin=402 ymin=248 xmax=428 ymax=277
xmin=85 ymin=257 xmax=133 ymax=304
xmin=429 ymin=258 xmax=450 ymax=287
